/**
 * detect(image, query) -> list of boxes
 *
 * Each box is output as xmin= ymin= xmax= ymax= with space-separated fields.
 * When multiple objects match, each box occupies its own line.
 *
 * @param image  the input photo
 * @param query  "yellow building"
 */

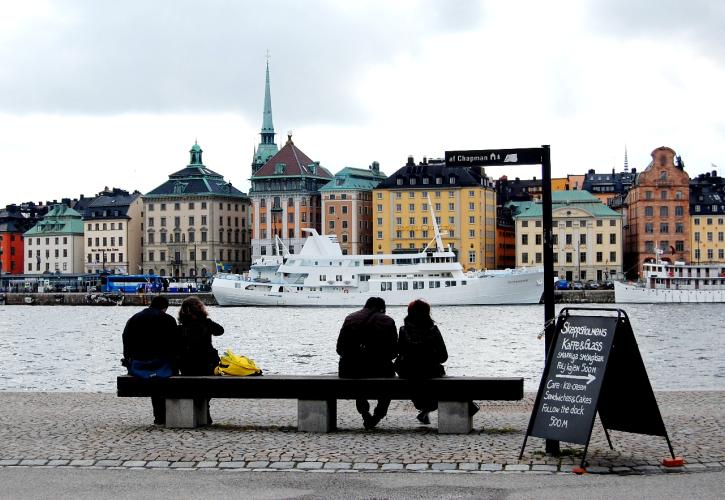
xmin=372 ymin=157 xmax=496 ymax=271
xmin=690 ymin=172 xmax=725 ymax=263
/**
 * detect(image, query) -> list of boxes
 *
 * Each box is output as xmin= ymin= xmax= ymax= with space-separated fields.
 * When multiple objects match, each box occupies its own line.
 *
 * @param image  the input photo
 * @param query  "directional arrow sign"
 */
xmin=555 ymin=373 xmax=596 ymax=384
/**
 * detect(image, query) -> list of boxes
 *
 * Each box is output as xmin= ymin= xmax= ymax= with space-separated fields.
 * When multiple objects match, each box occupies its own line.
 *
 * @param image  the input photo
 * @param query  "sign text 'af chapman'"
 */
xmin=444 ymin=148 xmax=543 ymax=167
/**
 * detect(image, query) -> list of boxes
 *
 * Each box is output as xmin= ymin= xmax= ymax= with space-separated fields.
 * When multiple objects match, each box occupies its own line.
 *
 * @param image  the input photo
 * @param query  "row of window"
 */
xmin=260 ymin=212 xmax=307 ymax=223
xmin=28 ymin=249 xmax=68 ymax=258
xmin=378 ymin=229 xmax=456 ymax=239
xmin=148 ymin=202 xmax=246 ymax=212
xmin=644 ymin=241 xmax=686 ymax=253
xmin=694 ymin=249 xmax=725 ymax=260
xmin=86 ymin=252 xmax=123 ymax=263
xmin=694 ymin=218 xmax=725 ymax=225
xmin=693 ymin=231 xmax=725 ymax=242
xmin=521 ymin=233 xmax=617 ymax=245
xmin=148 ymin=249 xmax=244 ymax=263
xmin=26 ymin=237 xmax=69 ymax=246
xmin=28 ymin=262 xmax=67 ymax=272
xmin=258 ymin=197 xmax=314 ymax=208
xmin=146 ymin=229 xmax=246 ymax=245
xmin=521 ymin=251 xmax=618 ymax=264
xmin=87 ymin=236 xmax=123 ymax=247
xmin=328 ymin=220 xmax=371 ymax=230
xmin=383 ymin=190 xmax=480 ymax=199
xmin=148 ymin=216 xmax=247 ymax=228
xmin=380 ymin=280 xmax=467 ymax=291
xmin=86 ymin=222 xmax=124 ymax=231
xmin=522 ymin=219 xmax=618 ymax=228
xmin=394 ymin=176 xmax=465 ymax=186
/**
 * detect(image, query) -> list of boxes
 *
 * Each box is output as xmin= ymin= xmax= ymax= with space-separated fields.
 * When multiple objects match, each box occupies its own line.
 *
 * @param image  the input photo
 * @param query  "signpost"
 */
xmin=446 ymin=146 xmax=558 ymax=453
xmin=520 ymin=308 xmax=677 ymax=468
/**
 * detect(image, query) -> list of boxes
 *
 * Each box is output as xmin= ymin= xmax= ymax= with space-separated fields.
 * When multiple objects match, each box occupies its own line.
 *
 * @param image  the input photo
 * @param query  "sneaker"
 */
xmin=469 ymin=402 xmax=480 ymax=417
xmin=362 ymin=412 xmax=376 ymax=430
xmin=416 ymin=411 xmax=431 ymax=425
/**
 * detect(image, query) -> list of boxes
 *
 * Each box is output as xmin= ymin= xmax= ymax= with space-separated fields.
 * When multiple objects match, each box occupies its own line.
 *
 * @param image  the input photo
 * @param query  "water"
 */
xmin=0 ymin=304 xmax=723 ymax=392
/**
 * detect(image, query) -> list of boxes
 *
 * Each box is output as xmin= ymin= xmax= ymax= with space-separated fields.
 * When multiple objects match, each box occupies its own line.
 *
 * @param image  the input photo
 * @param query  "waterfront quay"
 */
xmin=1 ymin=391 xmax=722 ymax=475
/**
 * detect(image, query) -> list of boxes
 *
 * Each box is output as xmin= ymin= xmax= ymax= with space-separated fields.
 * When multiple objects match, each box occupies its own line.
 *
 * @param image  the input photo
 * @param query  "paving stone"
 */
xmin=246 ymin=461 xmax=269 ymax=468
xmin=352 ymin=463 xmax=379 ymax=470
xmin=146 ymin=461 xmax=170 ymax=468
xmin=531 ymin=464 xmax=559 ymax=472
xmin=504 ymin=464 xmax=530 ymax=471
xmin=481 ymin=463 xmax=503 ymax=471
xmin=47 ymin=460 xmax=71 ymax=466
xmin=634 ymin=465 xmax=662 ymax=473
xmin=218 ymin=461 xmax=246 ymax=469
xmin=611 ymin=466 xmax=634 ymax=473
xmin=381 ymin=463 xmax=404 ymax=471
xmin=20 ymin=459 xmax=48 ymax=466
xmin=0 ymin=460 xmax=20 ymax=466
xmin=703 ymin=462 xmax=722 ymax=468
xmin=458 ymin=463 xmax=480 ymax=471
xmin=323 ymin=462 xmax=351 ymax=470
xmin=405 ymin=463 xmax=429 ymax=471
xmin=94 ymin=460 xmax=122 ymax=467
xmin=170 ymin=462 xmax=196 ymax=468
xmin=585 ymin=466 xmax=610 ymax=474
xmin=297 ymin=462 xmax=324 ymax=470
xmin=269 ymin=461 xmax=295 ymax=469
xmin=122 ymin=461 xmax=147 ymax=468
xmin=431 ymin=463 xmax=458 ymax=471
xmin=196 ymin=461 xmax=218 ymax=468
xmin=683 ymin=463 xmax=707 ymax=471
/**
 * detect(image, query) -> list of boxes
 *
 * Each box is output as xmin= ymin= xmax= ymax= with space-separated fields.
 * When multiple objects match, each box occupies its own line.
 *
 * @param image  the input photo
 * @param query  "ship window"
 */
xmin=336 ymin=275 xmax=343 ymax=281
xmin=396 ymin=282 xmax=409 ymax=290
xmin=381 ymin=282 xmax=393 ymax=291
xmin=413 ymin=281 xmax=424 ymax=289
xmin=445 ymin=280 xmax=456 ymax=287
xmin=462 ymin=280 xmax=467 ymax=286
xmin=319 ymin=274 xmax=326 ymax=281
xmin=429 ymin=281 xmax=441 ymax=288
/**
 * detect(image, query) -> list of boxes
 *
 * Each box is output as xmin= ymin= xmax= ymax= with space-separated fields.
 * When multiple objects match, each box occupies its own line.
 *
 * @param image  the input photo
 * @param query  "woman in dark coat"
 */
xmin=176 ymin=296 xmax=224 ymax=423
xmin=395 ymin=299 xmax=478 ymax=424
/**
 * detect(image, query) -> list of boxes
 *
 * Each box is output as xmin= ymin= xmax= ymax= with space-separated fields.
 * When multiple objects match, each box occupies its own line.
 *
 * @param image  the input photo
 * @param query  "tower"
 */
xmin=251 ymin=57 xmax=279 ymax=174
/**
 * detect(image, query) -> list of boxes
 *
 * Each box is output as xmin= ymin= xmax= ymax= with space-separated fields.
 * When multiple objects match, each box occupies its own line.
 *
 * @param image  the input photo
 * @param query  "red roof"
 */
xmin=253 ymin=137 xmax=333 ymax=179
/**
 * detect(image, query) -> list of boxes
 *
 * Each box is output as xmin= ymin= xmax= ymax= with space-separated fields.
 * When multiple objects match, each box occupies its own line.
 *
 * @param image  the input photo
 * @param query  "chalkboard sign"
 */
xmin=521 ymin=308 xmax=675 ymax=467
xmin=529 ymin=314 xmax=618 ymax=444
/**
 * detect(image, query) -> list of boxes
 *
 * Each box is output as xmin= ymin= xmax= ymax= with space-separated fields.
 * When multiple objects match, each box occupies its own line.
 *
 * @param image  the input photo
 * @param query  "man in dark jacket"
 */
xmin=122 ymin=296 xmax=177 ymax=424
xmin=336 ymin=297 xmax=398 ymax=429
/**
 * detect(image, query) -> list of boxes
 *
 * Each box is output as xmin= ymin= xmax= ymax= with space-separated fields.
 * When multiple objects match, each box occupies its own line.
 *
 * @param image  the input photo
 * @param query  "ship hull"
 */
xmin=213 ymin=271 xmax=545 ymax=307
xmin=614 ymin=281 xmax=725 ymax=303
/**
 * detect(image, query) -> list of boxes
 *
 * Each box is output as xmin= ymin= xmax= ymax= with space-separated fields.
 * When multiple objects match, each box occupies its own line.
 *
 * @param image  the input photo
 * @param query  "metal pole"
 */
xmin=541 ymin=145 xmax=560 ymax=456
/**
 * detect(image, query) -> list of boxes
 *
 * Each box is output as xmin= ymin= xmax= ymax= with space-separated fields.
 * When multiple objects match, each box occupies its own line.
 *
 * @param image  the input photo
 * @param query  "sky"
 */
xmin=2 ymin=0 xmax=724 ymax=205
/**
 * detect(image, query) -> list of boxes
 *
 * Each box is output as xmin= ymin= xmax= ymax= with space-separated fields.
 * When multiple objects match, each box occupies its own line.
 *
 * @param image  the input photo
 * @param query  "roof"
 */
xmin=511 ymin=191 xmax=621 ymax=219
xmin=23 ymin=204 xmax=85 ymax=235
xmin=319 ymin=167 xmax=387 ymax=192
xmin=146 ymin=144 xmax=248 ymax=199
xmin=376 ymin=160 xmax=488 ymax=190
xmin=252 ymin=136 xmax=333 ymax=180
xmin=83 ymin=192 xmax=141 ymax=220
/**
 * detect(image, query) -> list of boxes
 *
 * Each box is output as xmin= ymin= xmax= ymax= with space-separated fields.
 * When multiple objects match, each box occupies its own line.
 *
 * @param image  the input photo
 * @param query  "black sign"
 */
xmin=521 ymin=308 xmax=674 ymax=466
xmin=445 ymin=148 xmax=543 ymax=167
xmin=529 ymin=314 xmax=617 ymax=444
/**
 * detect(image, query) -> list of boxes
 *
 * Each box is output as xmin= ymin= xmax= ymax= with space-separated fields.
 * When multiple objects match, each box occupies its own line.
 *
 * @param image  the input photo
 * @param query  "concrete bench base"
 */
xmin=166 ymin=398 xmax=209 ymax=428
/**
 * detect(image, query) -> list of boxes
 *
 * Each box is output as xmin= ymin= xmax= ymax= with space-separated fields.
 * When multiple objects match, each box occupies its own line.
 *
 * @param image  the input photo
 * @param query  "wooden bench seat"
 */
xmin=117 ymin=375 xmax=523 ymax=434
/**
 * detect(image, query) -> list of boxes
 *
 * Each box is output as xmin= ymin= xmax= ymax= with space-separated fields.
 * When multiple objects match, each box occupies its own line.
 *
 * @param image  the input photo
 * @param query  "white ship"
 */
xmin=213 ymin=216 xmax=544 ymax=306
xmin=615 ymin=250 xmax=725 ymax=303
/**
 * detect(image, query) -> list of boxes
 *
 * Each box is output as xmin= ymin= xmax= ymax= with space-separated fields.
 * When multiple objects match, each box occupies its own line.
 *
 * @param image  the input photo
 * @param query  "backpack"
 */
xmin=214 ymin=349 xmax=263 ymax=376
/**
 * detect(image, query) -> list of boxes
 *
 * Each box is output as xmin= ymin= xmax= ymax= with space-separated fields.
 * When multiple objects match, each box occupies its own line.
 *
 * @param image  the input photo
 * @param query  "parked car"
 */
xmin=602 ymin=281 xmax=615 ymax=290
xmin=584 ymin=281 xmax=599 ymax=290
xmin=571 ymin=281 xmax=585 ymax=290
xmin=554 ymin=279 xmax=570 ymax=290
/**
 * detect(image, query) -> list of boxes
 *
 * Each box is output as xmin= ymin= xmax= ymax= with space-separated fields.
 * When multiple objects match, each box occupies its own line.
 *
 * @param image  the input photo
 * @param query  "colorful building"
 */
xmin=143 ymin=142 xmax=251 ymax=278
xmin=320 ymin=163 xmax=387 ymax=255
xmin=0 ymin=206 xmax=35 ymax=275
xmin=512 ymin=190 xmax=623 ymax=282
xmin=23 ymin=204 xmax=85 ymax=274
xmin=624 ymin=147 xmax=691 ymax=278
xmin=248 ymin=63 xmax=333 ymax=259
xmin=82 ymin=188 xmax=143 ymax=275
xmin=690 ymin=170 xmax=725 ymax=263
xmin=373 ymin=157 xmax=496 ymax=271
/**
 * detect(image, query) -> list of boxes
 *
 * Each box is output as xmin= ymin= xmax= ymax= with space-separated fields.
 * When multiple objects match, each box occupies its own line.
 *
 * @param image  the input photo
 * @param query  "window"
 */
xmin=645 ymin=206 xmax=653 ymax=217
xmin=675 ymin=241 xmax=684 ymax=252
xmin=580 ymin=234 xmax=586 ymax=245
xmin=596 ymin=251 xmax=603 ymax=262
xmin=675 ymin=223 xmax=684 ymax=233
xmin=660 ymin=190 xmax=668 ymax=200
xmin=342 ymin=206 xmax=348 ymax=214
xmin=596 ymin=220 xmax=603 ymax=227
xmin=580 ymin=252 xmax=586 ymax=263
xmin=329 ymin=206 xmax=335 ymax=214
xmin=609 ymin=251 xmax=616 ymax=262
xmin=522 ymin=221 xmax=528 ymax=228
xmin=596 ymin=233 xmax=604 ymax=243
xmin=377 ymin=231 xmax=383 ymax=239
xmin=660 ymin=206 xmax=668 ymax=217
xmin=566 ymin=252 xmax=572 ymax=263
xmin=395 ymin=204 xmax=401 ymax=212
xmin=645 ymin=223 xmax=654 ymax=234
xmin=521 ymin=234 xmax=528 ymax=245
xmin=660 ymin=223 xmax=669 ymax=233
xmin=469 ymin=216 xmax=475 ymax=224
xmin=645 ymin=191 xmax=653 ymax=200
xmin=522 ymin=252 xmax=529 ymax=263
xmin=329 ymin=221 xmax=336 ymax=229
xmin=148 ymin=217 xmax=154 ymax=227
xmin=448 ymin=203 xmax=454 ymax=210
xmin=409 ymin=204 xmax=415 ymax=211
xmin=609 ymin=234 xmax=616 ymax=244
xmin=565 ymin=234 xmax=572 ymax=245
xmin=469 ymin=229 xmax=475 ymax=237
xmin=468 ymin=251 xmax=476 ymax=263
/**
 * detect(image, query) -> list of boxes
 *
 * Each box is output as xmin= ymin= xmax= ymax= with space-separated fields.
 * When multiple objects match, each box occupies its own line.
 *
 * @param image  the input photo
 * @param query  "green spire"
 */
xmin=252 ymin=53 xmax=279 ymax=174
xmin=189 ymin=141 xmax=203 ymax=165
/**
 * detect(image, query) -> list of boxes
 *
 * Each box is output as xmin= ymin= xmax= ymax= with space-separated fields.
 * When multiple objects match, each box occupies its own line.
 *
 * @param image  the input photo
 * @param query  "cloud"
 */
xmin=0 ymin=0 xmax=484 ymax=125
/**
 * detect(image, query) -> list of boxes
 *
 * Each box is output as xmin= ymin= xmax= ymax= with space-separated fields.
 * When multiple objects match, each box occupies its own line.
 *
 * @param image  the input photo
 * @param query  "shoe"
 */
xmin=416 ymin=411 xmax=431 ymax=425
xmin=469 ymin=402 xmax=480 ymax=417
xmin=362 ymin=412 xmax=375 ymax=430
xmin=153 ymin=418 xmax=165 ymax=425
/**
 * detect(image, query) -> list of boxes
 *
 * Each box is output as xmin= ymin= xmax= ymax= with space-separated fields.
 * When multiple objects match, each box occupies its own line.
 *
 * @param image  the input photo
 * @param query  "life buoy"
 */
xmin=668 ymin=271 xmax=674 ymax=277
xmin=343 ymin=289 xmax=349 ymax=294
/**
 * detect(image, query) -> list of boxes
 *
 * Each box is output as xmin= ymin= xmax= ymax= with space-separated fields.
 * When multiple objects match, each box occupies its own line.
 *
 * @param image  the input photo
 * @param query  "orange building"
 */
xmin=0 ymin=205 xmax=35 ymax=275
xmin=624 ymin=146 xmax=691 ymax=278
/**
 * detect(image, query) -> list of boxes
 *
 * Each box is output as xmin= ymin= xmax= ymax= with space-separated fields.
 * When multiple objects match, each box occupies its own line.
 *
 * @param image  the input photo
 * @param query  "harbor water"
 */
xmin=0 ymin=304 xmax=723 ymax=392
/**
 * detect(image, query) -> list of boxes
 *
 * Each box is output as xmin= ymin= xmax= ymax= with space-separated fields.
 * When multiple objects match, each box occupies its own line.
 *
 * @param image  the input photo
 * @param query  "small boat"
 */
xmin=615 ymin=250 xmax=725 ymax=303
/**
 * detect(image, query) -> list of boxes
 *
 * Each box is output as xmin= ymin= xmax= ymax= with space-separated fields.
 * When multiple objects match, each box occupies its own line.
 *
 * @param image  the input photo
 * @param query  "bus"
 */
xmin=102 ymin=275 xmax=163 ymax=293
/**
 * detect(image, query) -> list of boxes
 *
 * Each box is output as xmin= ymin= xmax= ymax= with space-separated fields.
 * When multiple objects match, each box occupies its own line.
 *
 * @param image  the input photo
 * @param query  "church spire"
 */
xmin=623 ymin=145 xmax=629 ymax=172
xmin=252 ymin=52 xmax=279 ymax=174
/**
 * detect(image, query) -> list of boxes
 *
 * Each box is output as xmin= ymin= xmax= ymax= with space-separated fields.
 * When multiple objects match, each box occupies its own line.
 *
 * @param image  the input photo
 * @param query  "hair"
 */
xmin=178 ymin=296 xmax=208 ymax=324
xmin=363 ymin=296 xmax=386 ymax=313
xmin=406 ymin=299 xmax=433 ymax=327
xmin=150 ymin=296 xmax=169 ymax=310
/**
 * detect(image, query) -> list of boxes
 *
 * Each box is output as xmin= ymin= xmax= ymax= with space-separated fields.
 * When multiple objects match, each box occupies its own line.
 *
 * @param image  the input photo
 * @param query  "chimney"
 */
xmin=406 ymin=156 xmax=415 ymax=167
xmin=370 ymin=161 xmax=380 ymax=174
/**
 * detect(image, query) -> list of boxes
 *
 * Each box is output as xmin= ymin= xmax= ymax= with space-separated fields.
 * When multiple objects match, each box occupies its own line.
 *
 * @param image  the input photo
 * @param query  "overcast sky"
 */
xmin=2 ymin=0 xmax=724 ymax=205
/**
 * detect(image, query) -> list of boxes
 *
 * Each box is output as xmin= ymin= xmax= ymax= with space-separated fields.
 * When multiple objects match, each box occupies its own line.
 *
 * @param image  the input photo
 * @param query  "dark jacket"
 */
xmin=336 ymin=307 xmax=398 ymax=378
xmin=122 ymin=306 xmax=177 ymax=362
xmin=176 ymin=318 xmax=224 ymax=376
xmin=395 ymin=318 xmax=448 ymax=378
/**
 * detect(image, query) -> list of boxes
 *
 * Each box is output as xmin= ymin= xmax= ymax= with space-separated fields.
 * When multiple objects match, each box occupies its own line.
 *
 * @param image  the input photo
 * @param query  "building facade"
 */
xmin=624 ymin=147 xmax=690 ymax=278
xmin=143 ymin=143 xmax=251 ymax=278
xmin=690 ymin=170 xmax=725 ymax=263
xmin=582 ymin=168 xmax=636 ymax=206
xmin=83 ymin=188 xmax=143 ymax=275
xmin=0 ymin=205 xmax=37 ymax=275
xmin=373 ymin=157 xmax=497 ymax=271
xmin=320 ymin=163 xmax=387 ymax=255
xmin=23 ymin=204 xmax=85 ymax=274
xmin=513 ymin=190 xmax=623 ymax=282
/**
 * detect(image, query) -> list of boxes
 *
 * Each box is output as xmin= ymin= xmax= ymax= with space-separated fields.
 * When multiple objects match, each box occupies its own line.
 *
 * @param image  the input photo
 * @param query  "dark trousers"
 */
xmin=151 ymin=396 xmax=165 ymax=423
xmin=356 ymin=399 xmax=391 ymax=418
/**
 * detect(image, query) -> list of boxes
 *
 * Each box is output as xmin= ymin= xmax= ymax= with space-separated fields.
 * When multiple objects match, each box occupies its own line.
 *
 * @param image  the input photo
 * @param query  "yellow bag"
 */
xmin=214 ymin=349 xmax=263 ymax=376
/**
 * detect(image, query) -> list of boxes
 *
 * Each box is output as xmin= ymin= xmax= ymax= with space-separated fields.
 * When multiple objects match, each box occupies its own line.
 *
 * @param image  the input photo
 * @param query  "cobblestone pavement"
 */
xmin=0 ymin=391 xmax=722 ymax=475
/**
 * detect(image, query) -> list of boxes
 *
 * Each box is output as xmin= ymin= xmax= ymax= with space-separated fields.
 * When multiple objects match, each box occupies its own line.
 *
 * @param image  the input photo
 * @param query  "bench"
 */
xmin=117 ymin=375 xmax=523 ymax=434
